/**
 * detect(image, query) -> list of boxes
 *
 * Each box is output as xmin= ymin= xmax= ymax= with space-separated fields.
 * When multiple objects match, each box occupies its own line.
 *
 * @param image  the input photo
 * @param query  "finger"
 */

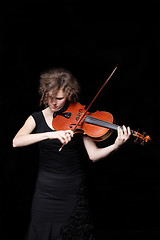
xmin=117 ymin=126 xmax=123 ymax=136
xmin=70 ymin=130 xmax=74 ymax=137
xmin=127 ymin=127 xmax=131 ymax=136
xmin=65 ymin=133 xmax=72 ymax=142
xmin=59 ymin=132 xmax=68 ymax=144
xmin=64 ymin=131 xmax=73 ymax=143
xmin=123 ymin=125 xmax=128 ymax=136
xmin=65 ymin=130 xmax=74 ymax=137
xmin=124 ymin=125 xmax=132 ymax=141
xmin=59 ymin=136 xmax=66 ymax=144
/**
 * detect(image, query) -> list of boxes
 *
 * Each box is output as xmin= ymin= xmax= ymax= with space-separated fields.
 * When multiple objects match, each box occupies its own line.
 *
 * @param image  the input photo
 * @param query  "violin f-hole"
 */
xmin=76 ymin=109 xmax=83 ymax=121
xmin=69 ymin=124 xmax=76 ymax=129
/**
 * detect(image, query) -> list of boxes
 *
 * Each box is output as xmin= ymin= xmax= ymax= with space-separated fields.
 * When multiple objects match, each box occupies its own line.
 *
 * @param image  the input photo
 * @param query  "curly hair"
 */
xmin=39 ymin=68 xmax=80 ymax=107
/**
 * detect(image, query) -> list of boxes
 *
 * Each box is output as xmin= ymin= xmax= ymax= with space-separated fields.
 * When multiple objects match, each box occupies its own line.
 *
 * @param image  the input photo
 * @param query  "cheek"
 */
xmin=59 ymin=99 xmax=66 ymax=106
xmin=47 ymin=99 xmax=51 ymax=105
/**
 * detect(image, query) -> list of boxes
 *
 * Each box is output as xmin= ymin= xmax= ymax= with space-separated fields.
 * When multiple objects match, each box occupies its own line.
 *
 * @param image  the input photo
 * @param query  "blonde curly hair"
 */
xmin=39 ymin=68 xmax=80 ymax=107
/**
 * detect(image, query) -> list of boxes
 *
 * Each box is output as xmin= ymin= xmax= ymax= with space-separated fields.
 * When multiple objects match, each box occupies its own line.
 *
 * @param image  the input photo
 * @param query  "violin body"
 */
xmin=52 ymin=102 xmax=151 ymax=144
xmin=52 ymin=102 xmax=114 ymax=141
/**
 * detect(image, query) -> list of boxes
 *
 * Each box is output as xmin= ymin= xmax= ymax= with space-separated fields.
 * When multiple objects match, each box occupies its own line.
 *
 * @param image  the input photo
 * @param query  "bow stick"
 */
xmin=59 ymin=65 xmax=118 ymax=151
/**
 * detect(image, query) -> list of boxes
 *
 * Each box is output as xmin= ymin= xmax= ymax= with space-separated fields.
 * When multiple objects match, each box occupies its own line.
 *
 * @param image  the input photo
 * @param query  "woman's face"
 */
xmin=47 ymin=89 xmax=67 ymax=113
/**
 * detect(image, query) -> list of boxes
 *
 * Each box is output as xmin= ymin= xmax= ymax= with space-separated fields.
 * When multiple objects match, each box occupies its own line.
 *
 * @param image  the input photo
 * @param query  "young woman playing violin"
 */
xmin=13 ymin=68 xmax=131 ymax=240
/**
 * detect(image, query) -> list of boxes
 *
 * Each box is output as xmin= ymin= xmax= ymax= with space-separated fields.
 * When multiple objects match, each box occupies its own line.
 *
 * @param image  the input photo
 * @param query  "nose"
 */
xmin=49 ymin=96 xmax=56 ymax=104
xmin=52 ymin=99 xmax=57 ymax=105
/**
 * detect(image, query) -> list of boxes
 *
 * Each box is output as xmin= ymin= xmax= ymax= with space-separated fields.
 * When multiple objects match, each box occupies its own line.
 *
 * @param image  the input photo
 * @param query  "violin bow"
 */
xmin=59 ymin=65 xmax=118 ymax=151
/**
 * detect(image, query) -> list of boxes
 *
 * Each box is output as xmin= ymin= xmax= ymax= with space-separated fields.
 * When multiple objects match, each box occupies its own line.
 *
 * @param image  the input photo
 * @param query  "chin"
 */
xmin=49 ymin=106 xmax=57 ymax=112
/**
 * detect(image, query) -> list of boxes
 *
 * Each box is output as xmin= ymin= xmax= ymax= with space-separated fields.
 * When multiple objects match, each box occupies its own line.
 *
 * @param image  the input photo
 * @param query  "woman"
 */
xmin=13 ymin=68 xmax=131 ymax=239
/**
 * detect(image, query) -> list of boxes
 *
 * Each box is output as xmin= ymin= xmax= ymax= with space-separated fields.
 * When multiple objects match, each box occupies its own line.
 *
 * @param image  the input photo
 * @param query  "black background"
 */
xmin=1 ymin=1 xmax=160 ymax=239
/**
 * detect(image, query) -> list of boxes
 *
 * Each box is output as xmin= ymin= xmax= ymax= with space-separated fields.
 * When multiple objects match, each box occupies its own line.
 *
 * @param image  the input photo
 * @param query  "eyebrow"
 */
xmin=48 ymin=94 xmax=64 ymax=99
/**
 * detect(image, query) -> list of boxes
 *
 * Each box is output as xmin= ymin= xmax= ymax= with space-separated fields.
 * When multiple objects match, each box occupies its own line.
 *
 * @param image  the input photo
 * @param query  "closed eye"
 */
xmin=56 ymin=97 xmax=64 ymax=100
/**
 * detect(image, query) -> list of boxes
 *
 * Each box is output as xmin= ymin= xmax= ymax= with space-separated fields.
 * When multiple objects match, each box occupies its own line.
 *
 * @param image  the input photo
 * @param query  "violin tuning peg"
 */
xmin=134 ymin=138 xmax=139 ymax=144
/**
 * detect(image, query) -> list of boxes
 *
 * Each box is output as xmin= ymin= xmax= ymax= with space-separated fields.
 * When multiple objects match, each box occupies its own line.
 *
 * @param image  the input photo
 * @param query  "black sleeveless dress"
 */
xmin=25 ymin=111 xmax=95 ymax=240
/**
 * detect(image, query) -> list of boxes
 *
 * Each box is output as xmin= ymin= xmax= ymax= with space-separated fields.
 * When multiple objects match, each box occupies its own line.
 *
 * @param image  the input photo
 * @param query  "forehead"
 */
xmin=48 ymin=89 xmax=65 ymax=98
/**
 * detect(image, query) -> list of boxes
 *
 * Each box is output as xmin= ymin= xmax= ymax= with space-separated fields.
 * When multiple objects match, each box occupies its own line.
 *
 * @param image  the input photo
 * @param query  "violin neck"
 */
xmin=85 ymin=115 xmax=134 ymax=134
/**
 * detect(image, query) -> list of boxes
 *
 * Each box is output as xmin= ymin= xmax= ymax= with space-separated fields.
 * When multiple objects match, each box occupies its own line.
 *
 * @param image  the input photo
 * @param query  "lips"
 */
xmin=52 ymin=105 xmax=57 ymax=109
xmin=51 ymin=105 xmax=59 ymax=111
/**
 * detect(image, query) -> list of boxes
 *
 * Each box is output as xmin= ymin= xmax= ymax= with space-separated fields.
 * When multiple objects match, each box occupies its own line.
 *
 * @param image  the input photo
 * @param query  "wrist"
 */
xmin=113 ymin=142 xmax=120 ymax=151
xmin=46 ymin=131 xmax=54 ymax=139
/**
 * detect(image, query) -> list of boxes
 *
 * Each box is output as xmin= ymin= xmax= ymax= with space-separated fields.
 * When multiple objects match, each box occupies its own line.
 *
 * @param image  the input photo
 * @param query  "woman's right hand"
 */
xmin=13 ymin=115 xmax=74 ymax=148
xmin=48 ymin=130 xmax=74 ymax=144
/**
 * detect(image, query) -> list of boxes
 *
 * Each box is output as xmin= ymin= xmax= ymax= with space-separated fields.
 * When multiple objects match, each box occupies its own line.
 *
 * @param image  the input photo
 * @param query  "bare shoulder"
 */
xmin=16 ymin=115 xmax=36 ymax=136
xmin=26 ymin=115 xmax=36 ymax=126
xmin=42 ymin=107 xmax=51 ymax=116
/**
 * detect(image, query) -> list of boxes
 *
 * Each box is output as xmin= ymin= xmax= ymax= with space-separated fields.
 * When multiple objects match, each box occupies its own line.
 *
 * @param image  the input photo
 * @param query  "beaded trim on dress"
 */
xmin=54 ymin=184 xmax=95 ymax=240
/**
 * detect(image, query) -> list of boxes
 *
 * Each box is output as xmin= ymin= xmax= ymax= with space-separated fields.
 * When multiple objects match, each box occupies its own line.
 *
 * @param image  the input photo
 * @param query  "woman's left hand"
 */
xmin=114 ymin=125 xmax=131 ymax=149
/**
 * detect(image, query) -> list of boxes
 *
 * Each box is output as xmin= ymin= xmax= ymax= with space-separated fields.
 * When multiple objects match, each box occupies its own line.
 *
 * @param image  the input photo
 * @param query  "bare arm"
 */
xmin=83 ymin=126 xmax=131 ymax=162
xmin=13 ymin=115 xmax=74 ymax=147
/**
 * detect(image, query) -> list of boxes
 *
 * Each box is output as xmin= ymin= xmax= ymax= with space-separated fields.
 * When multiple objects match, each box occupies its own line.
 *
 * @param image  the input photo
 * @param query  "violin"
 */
xmin=52 ymin=65 xmax=151 ymax=151
xmin=52 ymin=101 xmax=151 ymax=144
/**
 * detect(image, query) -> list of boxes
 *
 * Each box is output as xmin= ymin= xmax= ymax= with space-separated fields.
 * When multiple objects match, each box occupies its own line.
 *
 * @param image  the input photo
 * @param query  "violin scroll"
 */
xmin=133 ymin=130 xmax=151 ymax=145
